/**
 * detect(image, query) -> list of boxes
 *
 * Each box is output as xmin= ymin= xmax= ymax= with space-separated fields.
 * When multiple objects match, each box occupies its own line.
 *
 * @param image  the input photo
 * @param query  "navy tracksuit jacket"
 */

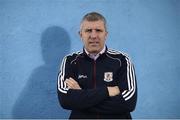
xmin=57 ymin=47 xmax=137 ymax=119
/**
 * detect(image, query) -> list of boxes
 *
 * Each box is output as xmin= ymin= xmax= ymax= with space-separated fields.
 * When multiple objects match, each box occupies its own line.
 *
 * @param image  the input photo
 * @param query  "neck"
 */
xmin=84 ymin=46 xmax=106 ymax=55
xmin=89 ymin=52 xmax=98 ymax=55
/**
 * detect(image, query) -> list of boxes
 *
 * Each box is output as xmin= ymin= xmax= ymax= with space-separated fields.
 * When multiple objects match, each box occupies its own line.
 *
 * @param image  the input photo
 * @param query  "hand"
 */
xmin=65 ymin=77 xmax=82 ymax=90
xmin=107 ymin=86 xmax=120 ymax=97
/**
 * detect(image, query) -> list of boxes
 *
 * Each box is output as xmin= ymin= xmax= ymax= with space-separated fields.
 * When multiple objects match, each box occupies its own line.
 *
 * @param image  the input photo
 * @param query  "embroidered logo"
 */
xmin=78 ymin=74 xmax=88 ymax=79
xmin=104 ymin=72 xmax=113 ymax=82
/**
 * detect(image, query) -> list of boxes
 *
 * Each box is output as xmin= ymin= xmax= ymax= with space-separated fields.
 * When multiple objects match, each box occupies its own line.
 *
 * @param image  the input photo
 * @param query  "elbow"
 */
xmin=127 ymin=103 xmax=136 ymax=112
xmin=57 ymin=91 xmax=83 ymax=110
xmin=122 ymin=101 xmax=136 ymax=113
xmin=126 ymin=97 xmax=137 ymax=112
xmin=59 ymin=99 xmax=71 ymax=110
xmin=59 ymin=98 xmax=85 ymax=110
xmin=57 ymin=91 xmax=72 ymax=110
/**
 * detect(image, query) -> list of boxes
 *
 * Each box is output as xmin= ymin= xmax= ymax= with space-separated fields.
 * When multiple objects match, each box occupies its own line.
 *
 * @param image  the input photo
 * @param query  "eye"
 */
xmin=85 ymin=29 xmax=92 ymax=33
xmin=96 ymin=29 xmax=103 ymax=32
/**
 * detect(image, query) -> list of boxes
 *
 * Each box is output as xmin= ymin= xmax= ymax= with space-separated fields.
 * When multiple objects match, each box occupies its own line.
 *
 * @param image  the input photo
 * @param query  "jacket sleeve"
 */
xmin=87 ymin=55 xmax=137 ymax=114
xmin=57 ymin=56 xmax=109 ymax=110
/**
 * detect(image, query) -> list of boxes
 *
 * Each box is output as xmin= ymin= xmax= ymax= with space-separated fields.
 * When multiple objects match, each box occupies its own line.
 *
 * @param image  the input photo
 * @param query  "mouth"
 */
xmin=89 ymin=42 xmax=99 ymax=46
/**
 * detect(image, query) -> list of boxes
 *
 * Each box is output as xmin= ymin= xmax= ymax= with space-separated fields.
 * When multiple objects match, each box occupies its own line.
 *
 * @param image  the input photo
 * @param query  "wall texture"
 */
xmin=0 ymin=0 xmax=180 ymax=118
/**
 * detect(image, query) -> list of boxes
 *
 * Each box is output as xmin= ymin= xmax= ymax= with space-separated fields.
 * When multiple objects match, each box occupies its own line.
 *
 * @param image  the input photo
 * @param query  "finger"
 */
xmin=65 ymin=79 xmax=78 ymax=89
xmin=69 ymin=77 xmax=77 ymax=83
xmin=65 ymin=78 xmax=81 ymax=89
xmin=65 ymin=81 xmax=74 ymax=89
xmin=64 ymin=78 xmax=70 ymax=88
xmin=65 ymin=79 xmax=73 ymax=88
xmin=69 ymin=77 xmax=74 ymax=80
xmin=66 ymin=79 xmax=77 ymax=86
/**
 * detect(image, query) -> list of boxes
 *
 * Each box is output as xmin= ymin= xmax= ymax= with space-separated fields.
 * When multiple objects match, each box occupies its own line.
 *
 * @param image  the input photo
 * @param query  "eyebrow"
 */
xmin=84 ymin=28 xmax=103 ymax=32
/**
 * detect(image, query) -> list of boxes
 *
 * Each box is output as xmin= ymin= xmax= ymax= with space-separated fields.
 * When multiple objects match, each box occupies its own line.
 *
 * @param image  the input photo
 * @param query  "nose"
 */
xmin=90 ymin=30 xmax=98 ymax=38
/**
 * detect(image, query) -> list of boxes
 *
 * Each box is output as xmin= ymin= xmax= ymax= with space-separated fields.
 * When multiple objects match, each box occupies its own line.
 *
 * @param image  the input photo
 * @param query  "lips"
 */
xmin=89 ymin=42 xmax=99 ymax=46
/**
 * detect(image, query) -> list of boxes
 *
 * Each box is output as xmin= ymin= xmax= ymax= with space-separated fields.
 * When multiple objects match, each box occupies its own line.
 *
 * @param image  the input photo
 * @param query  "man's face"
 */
xmin=79 ymin=20 xmax=108 ymax=54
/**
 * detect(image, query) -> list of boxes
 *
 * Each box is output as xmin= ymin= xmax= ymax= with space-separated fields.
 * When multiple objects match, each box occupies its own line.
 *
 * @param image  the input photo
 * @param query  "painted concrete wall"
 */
xmin=0 ymin=0 xmax=180 ymax=118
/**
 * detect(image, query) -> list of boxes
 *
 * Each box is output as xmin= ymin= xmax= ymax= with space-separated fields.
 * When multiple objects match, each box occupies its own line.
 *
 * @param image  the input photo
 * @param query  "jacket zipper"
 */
xmin=93 ymin=60 xmax=96 ymax=88
xmin=93 ymin=60 xmax=99 ymax=118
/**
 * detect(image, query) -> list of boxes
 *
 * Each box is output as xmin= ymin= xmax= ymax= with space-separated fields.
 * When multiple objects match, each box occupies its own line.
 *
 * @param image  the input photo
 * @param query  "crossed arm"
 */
xmin=61 ymin=77 xmax=135 ymax=114
xmin=58 ymin=56 xmax=137 ymax=114
xmin=65 ymin=77 xmax=120 ymax=97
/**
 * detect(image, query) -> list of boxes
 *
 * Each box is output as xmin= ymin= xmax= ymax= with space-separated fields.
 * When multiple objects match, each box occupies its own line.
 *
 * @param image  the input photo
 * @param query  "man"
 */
xmin=57 ymin=12 xmax=137 ymax=119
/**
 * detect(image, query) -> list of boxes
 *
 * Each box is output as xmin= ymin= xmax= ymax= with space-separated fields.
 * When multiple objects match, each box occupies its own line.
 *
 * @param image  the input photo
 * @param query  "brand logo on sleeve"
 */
xmin=104 ymin=72 xmax=113 ymax=82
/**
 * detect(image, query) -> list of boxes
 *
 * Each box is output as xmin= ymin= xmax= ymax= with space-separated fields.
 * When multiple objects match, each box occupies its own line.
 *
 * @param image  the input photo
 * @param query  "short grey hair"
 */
xmin=80 ymin=12 xmax=107 ymax=31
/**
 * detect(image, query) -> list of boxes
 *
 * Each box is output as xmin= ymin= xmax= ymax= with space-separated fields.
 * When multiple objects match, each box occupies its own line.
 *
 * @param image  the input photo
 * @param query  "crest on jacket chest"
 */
xmin=104 ymin=72 xmax=113 ymax=82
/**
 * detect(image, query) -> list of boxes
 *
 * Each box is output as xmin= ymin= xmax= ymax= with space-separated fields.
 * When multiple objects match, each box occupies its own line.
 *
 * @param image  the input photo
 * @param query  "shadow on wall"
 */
xmin=12 ymin=26 xmax=71 ymax=118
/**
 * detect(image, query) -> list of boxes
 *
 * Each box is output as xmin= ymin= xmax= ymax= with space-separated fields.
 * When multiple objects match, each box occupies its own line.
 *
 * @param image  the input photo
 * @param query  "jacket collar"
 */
xmin=83 ymin=45 xmax=108 ymax=60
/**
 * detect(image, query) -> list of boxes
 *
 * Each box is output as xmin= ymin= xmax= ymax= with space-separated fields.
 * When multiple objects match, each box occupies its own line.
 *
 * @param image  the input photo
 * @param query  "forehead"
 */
xmin=81 ymin=20 xmax=105 ymax=29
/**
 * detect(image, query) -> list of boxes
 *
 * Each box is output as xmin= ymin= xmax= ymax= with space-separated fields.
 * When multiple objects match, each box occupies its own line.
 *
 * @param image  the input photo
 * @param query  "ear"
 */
xmin=79 ymin=31 xmax=82 ymax=37
xmin=79 ymin=31 xmax=83 ymax=41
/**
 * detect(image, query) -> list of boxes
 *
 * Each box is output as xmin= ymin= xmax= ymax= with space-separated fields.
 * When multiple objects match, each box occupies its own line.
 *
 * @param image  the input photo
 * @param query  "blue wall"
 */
xmin=0 ymin=0 xmax=180 ymax=119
